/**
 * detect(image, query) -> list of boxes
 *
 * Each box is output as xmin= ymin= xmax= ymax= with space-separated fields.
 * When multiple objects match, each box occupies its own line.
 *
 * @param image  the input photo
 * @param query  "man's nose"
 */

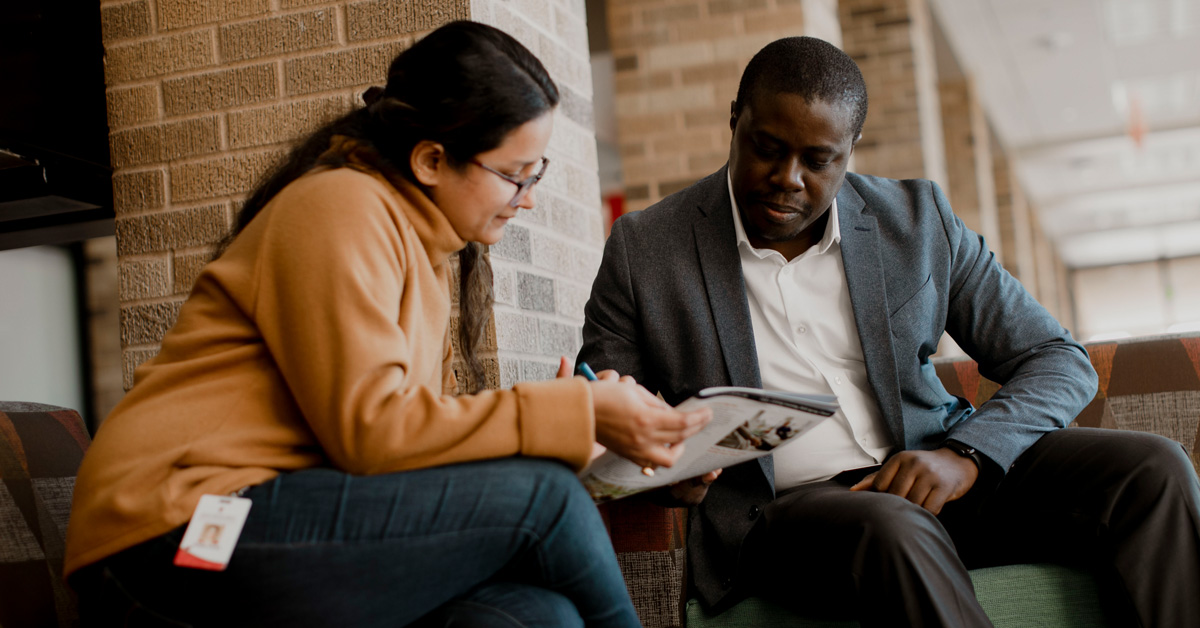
xmin=772 ymin=158 xmax=805 ymax=190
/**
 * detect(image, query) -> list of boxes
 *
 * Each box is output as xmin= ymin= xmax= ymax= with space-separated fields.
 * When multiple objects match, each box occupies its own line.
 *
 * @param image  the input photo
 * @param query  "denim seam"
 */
xmin=444 ymin=599 xmax=530 ymax=628
xmin=233 ymin=526 xmax=543 ymax=550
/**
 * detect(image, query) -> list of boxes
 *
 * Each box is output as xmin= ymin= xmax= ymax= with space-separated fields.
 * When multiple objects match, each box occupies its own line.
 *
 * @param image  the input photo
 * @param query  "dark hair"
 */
xmin=734 ymin=36 xmax=868 ymax=138
xmin=228 ymin=21 xmax=559 ymax=393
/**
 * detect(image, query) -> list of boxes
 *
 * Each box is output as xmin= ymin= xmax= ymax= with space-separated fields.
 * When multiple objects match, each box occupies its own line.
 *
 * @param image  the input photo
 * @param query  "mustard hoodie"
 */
xmin=65 ymin=141 xmax=594 ymax=577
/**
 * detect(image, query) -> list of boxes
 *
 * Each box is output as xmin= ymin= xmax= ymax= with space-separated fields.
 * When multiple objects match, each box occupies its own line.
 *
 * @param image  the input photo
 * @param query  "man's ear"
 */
xmin=729 ymin=100 xmax=739 ymax=133
xmin=848 ymin=131 xmax=862 ymax=156
xmin=410 ymin=140 xmax=446 ymax=187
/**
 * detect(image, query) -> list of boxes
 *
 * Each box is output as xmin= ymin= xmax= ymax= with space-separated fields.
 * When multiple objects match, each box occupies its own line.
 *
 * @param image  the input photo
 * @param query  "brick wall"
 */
xmin=839 ymin=0 xmax=945 ymax=186
xmin=991 ymin=130 xmax=1040 ymax=292
xmin=607 ymin=0 xmax=842 ymax=213
xmin=938 ymin=75 xmax=1007 ymax=259
xmin=101 ymin=0 xmax=604 ymax=392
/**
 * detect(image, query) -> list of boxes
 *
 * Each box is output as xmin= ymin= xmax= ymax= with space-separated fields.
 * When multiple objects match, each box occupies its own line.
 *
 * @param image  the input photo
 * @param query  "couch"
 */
xmin=0 ymin=401 xmax=91 ymax=628
xmin=599 ymin=333 xmax=1200 ymax=627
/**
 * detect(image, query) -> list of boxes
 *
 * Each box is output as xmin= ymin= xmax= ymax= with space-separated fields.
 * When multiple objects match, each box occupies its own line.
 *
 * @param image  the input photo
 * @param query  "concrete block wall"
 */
xmin=606 ymin=0 xmax=842 ymax=213
xmin=470 ymin=0 xmax=605 ymax=386
xmin=102 ymin=0 xmax=606 ymax=392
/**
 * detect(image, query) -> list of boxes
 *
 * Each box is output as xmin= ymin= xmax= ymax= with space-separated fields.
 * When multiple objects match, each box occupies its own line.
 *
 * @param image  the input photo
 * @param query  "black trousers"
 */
xmin=741 ymin=428 xmax=1200 ymax=627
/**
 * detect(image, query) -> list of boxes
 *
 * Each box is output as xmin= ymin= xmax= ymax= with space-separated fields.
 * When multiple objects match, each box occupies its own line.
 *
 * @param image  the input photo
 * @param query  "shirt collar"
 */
xmin=727 ymin=171 xmax=840 ymax=260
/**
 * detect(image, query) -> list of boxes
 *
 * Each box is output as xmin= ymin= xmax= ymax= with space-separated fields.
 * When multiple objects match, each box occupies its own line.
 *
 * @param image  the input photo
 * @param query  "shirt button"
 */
xmin=835 ymin=376 xmax=844 ymax=385
xmin=797 ymin=325 xmax=807 ymax=334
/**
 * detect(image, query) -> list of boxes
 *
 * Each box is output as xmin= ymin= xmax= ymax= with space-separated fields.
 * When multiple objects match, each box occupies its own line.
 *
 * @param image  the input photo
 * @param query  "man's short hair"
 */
xmin=734 ymin=36 xmax=868 ymax=138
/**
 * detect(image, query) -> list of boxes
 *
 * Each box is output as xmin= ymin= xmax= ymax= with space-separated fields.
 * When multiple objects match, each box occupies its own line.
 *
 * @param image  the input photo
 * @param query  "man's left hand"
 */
xmin=849 ymin=449 xmax=978 ymax=515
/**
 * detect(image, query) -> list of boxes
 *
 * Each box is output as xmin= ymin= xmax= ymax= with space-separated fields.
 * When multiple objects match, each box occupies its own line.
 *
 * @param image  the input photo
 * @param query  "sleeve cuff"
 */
xmin=513 ymin=377 xmax=595 ymax=471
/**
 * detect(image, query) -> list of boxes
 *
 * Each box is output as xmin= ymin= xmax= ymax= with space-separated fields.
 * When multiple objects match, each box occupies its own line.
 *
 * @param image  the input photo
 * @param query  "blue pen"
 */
xmin=578 ymin=362 xmax=656 ymax=476
xmin=578 ymin=362 xmax=598 ymax=381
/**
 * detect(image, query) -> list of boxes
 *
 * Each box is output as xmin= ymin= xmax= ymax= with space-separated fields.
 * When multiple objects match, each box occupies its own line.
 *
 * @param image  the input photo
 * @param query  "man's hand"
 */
xmin=665 ymin=469 xmax=722 ymax=506
xmin=849 ymin=449 xmax=978 ymax=515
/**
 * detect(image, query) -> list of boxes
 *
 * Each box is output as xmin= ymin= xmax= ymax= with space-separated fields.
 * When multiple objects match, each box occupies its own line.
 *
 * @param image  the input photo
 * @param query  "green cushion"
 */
xmin=686 ymin=564 xmax=1115 ymax=627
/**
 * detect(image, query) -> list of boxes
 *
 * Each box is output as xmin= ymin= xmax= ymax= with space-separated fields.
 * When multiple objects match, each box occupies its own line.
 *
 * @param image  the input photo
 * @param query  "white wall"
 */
xmin=0 ymin=246 xmax=85 ymax=415
xmin=1073 ymin=254 xmax=1200 ymax=340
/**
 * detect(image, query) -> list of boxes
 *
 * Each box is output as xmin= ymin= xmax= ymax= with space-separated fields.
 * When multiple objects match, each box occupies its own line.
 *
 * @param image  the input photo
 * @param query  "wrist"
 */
xmin=941 ymin=439 xmax=983 ymax=472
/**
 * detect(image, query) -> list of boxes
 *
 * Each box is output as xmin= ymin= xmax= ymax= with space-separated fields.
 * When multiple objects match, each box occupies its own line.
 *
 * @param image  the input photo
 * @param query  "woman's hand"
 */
xmin=555 ymin=357 xmax=711 ymax=469
xmin=590 ymin=379 xmax=709 ymax=470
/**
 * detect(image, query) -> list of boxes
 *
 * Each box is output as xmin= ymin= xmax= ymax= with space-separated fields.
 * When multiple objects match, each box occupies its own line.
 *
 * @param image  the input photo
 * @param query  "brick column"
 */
xmin=607 ymin=0 xmax=843 ymax=213
xmin=839 ymin=0 xmax=946 ymax=186
xmin=101 ymin=0 xmax=604 ymax=393
xmin=1032 ymin=213 xmax=1063 ymax=322
xmin=938 ymin=77 xmax=1002 ymax=252
xmin=991 ymin=134 xmax=1038 ymax=292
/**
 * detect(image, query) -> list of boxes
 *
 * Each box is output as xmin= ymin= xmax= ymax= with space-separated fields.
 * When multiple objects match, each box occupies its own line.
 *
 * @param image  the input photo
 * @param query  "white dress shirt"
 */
xmin=728 ymin=174 xmax=893 ymax=490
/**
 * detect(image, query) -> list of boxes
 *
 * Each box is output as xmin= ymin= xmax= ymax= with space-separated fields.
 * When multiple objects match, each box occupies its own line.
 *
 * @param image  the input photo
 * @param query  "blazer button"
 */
xmin=722 ymin=577 xmax=733 ymax=589
xmin=748 ymin=505 xmax=761 ymax=520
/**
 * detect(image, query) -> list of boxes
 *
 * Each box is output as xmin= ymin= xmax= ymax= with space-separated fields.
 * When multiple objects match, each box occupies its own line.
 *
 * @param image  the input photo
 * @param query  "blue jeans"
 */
xmin=75 ymin=458 xmax=642 ymax=628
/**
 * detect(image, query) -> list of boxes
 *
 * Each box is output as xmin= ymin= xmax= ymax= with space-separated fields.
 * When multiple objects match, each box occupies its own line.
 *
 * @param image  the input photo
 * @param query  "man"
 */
xmin=578 ymin=36 xmax=1200 ymax=627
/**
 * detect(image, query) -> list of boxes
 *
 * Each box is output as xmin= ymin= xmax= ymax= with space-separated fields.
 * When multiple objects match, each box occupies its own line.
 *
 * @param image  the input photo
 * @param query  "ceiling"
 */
xmin=928 ymin=0 xmax=1200 ymax=268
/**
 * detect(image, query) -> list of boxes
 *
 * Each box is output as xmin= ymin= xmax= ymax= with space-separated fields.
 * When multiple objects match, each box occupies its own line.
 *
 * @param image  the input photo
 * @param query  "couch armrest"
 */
xmin=935 ymin=333 xmax=1200 ymax=477
xmin=599 ymin=499 xmax=687 ymax=628
xmin=0 ymin=401 xmax=91 ymax=628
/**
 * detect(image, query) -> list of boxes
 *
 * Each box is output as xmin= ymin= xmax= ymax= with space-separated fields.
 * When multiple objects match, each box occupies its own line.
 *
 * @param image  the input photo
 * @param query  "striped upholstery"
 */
xmin=934 ymin=333 xmax=1200 ymax=476
xmin=0 ymin=402 xmax=90 ymax=628
xmin=606 ymin=333 xmax=1200 ymax=627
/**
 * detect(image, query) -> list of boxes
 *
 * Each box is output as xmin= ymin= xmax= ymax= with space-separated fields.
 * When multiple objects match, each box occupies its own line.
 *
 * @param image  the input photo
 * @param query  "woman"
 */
xmin=65 ymin=21 xmax=707 ymax=627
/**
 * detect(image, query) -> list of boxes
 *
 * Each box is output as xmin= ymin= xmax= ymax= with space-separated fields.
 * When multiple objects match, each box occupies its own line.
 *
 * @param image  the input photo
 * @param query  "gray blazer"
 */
xmin=577 ymin=166 xmax=1097 ymax=608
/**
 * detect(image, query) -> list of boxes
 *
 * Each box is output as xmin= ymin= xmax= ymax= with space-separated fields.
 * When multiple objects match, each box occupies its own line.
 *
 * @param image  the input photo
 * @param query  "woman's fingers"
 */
xmin=649 ymin=407 xmax=710 ymax=442
xmin=556 ymin=356 xmax=572 ymax=379
xmin=595 ymin=368 xmax=621 ymax=381
xmin=591 ymin=379 xmax=711 ymax=468
xmin=635 ymin=384 xmax=671 ymax=409
xmin=641 ymin=443 xmax=685 ymax=468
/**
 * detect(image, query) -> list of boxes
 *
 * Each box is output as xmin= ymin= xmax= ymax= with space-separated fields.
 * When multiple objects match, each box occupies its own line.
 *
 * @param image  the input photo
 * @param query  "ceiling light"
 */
xmin=1037 ymin=31 xmax=1074 ymax=51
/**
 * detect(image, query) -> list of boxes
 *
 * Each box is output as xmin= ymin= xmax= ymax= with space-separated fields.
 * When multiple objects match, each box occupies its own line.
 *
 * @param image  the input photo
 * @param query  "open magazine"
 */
xmin=580 ymin=387 xmax=838 ymax=502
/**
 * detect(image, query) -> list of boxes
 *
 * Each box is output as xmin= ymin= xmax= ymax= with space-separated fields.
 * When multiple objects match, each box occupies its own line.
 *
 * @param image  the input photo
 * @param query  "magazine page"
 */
xmin=581 ymin=387 xmax=837 ymax=502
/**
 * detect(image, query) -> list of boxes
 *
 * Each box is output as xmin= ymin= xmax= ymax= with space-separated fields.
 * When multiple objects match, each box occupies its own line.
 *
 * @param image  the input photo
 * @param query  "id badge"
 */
xmin=173 ymin=494 xmax=252 ymax=571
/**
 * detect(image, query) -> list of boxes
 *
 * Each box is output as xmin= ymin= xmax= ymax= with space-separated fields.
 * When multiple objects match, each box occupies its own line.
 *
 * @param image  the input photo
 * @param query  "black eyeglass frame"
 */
xmin=471 ymin=157 xmax=551 ymax=207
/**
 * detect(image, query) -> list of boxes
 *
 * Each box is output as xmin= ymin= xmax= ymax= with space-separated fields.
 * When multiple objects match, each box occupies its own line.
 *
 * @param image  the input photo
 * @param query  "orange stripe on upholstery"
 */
xmin=0 ymin=413 xmax=30 ymax=476
xmin=1087 ymin=342 xmax=1118 ymax=397
xmin=603 ymin=500 xmax=686 ymax=553
xmin=953 ymin=361 xmax=980 ymax=406
xmin=1181 ymin=337 xmax=1200 ymax=386
xmin=48 ymin=410 xmax=91 ymax=453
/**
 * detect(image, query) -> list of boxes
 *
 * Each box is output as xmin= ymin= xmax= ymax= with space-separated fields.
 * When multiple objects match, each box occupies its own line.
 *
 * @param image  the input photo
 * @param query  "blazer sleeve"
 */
xmin=579 ymin=215 xmax=655 ymax=392
xmin=251 ymin=173 xmax=594 ymax=475
xmin=933 ymin=181 xmax=1098 ymax=471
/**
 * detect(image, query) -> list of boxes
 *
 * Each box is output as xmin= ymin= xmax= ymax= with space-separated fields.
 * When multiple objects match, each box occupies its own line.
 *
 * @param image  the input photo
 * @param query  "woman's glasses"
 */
xmin=471 ymin=157 xmax=551 ymax=207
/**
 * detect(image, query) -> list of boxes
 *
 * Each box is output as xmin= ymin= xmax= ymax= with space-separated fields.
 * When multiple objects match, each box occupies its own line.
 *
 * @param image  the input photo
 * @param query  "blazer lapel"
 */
xmin=691 ymin=168 xmax=773 ymax=490
xmin=692 ymin=168 xmax=761 ymax=390
xmin=837 ymin=180 xmax=906 ymax=446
